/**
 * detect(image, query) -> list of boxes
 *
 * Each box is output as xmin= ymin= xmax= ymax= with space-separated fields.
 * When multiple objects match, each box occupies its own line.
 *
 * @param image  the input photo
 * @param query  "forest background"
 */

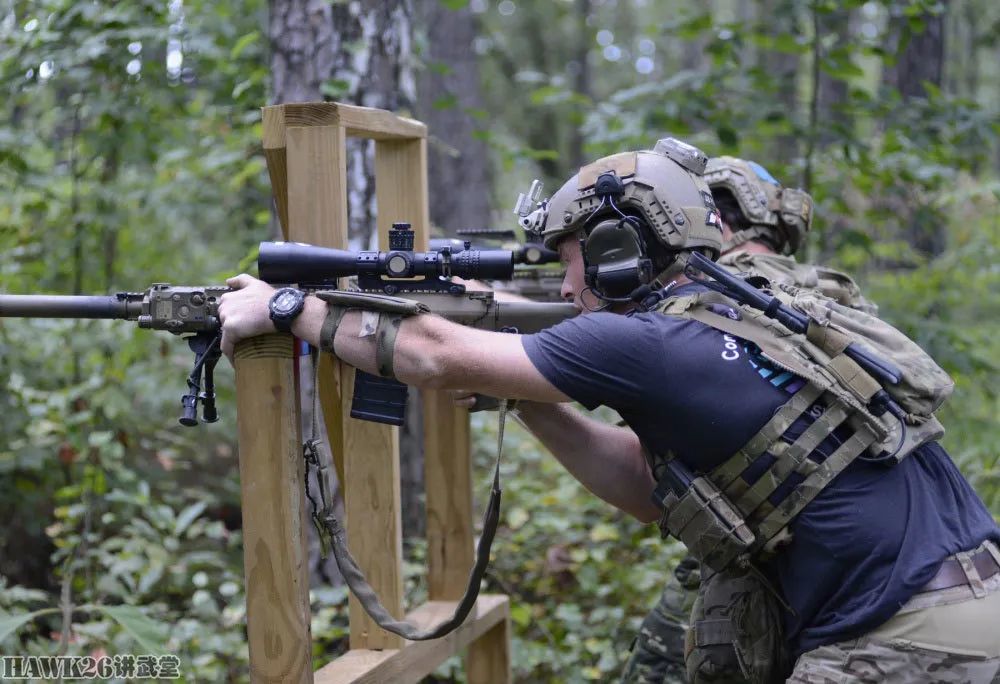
xmin=1 ymin=0 xmax=998 ymax=681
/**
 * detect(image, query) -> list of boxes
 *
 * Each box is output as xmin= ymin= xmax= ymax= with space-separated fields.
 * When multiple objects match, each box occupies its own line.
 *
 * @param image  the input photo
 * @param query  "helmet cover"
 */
xmin=703 ymin=156 xmax=813 ymax=255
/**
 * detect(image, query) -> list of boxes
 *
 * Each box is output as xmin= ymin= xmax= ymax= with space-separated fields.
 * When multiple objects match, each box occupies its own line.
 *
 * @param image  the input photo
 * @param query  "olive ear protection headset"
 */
xmin=579 ymin=171 xmax=655 ymax=305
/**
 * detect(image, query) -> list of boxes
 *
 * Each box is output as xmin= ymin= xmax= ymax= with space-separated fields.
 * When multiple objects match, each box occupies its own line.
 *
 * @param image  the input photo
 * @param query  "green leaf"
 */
xmin=529 ymin=85 xmax=565 ymax=105
xmin=510 ymin=603 xmax=531 ymax=627
xmin=96 ymin=605 xmax=168 ymax=654
xmin=716 ymin=125 xmax=739 ymax=147
xmin=433 ymin=94 xmax=458 ymax=110
xmin=439 ymin=0 xmax=469 ymax=9
xmin=230 ymin=31 xmax=259 ymax=60
xmin=820 ymin=56 xmax=865 ymax=80
xmin=0 ymin=608 xmax=58 ymax=643
xmin=174 ymin=500 xmax=207 ymax=536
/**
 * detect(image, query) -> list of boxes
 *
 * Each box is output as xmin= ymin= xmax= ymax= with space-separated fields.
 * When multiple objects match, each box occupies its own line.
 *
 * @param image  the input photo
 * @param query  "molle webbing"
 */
xmin=723 ymin=397 xmax=852 ymax=522
xmin=654 ymin=291 xmax=891 ymax=555
xmin=710 ymin=383 xmax=824 ymax=489
xmin=754 ymin=421 xmax=878 ymax=541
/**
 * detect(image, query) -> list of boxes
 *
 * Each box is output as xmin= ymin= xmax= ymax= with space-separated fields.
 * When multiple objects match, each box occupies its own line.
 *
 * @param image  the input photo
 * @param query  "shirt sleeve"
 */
xmin=521 ymin=312 xmax=669 ymax=411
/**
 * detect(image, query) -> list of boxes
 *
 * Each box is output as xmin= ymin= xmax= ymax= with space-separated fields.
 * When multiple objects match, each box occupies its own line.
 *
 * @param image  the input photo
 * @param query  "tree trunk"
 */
xmin=568 ymin=0 xmax=592 ymax=168
xmin=816 ymin=6 xmax=851 ymax=145
xmin=881 ymin=5 xmax=948 ymax=255
xmin=414 ymin=1 xmax=493 ymax=235
xmin=882 ymin=6 xmax=946 ymax=100
xmin=760 ymin=0 xmax=801 ymax=167
xmin=269 ymin=0 xmax=416 ymax=248
xmin=268 ymin=0 xmax=336 ymax=105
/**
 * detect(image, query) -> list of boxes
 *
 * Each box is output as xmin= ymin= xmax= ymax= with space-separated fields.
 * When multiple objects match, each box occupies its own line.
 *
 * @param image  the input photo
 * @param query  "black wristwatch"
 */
xmin=268 ymin=287 xmax=307 ymax=333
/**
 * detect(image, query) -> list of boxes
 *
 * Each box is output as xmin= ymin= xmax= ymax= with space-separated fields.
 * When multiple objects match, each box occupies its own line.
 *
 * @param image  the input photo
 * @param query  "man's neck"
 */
xmin=724 ymin=239 xmax=776 ymax=256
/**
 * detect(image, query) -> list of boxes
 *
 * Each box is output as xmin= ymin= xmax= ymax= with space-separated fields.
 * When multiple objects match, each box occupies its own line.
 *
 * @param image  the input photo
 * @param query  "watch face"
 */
xmin=272 ymin=289 xmax=301 ymax=315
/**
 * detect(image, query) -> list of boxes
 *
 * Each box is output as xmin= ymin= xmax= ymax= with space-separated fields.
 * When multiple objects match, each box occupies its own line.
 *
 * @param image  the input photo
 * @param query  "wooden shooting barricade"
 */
xmin=231 ymin=102 xmax=511 ymax=683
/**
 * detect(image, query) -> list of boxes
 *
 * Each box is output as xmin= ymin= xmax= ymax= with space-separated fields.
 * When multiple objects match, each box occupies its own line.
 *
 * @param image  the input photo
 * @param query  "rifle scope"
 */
xmin=258 ymin=240 xmax=515 ymax=287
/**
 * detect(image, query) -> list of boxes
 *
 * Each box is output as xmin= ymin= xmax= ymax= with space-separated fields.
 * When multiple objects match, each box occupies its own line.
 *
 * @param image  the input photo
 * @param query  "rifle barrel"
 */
xmin=0 ymin=295 xmax=133 ymax=319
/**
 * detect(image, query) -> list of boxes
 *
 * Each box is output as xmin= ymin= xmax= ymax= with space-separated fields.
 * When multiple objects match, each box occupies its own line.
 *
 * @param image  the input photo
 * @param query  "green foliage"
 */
xmin=0 ymin=0 xmax=268 ymax=678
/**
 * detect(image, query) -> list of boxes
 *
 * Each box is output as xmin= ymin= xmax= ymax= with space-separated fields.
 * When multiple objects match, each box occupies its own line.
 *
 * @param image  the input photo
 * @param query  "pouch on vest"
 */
xmin=686 ymin=567 xmax=791 ymax=684
xmin=656 ymin=471 xmax=756 ymax=573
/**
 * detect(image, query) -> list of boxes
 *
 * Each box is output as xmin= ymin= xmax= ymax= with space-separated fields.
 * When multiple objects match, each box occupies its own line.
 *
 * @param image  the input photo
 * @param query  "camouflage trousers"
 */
xmin=790 ymin=552 xmax=1000 ymax=684
xmin=623 ymin=544 xmax=1000 ymax=683
xmin=620 ymin=556 xmax=700 ymax=684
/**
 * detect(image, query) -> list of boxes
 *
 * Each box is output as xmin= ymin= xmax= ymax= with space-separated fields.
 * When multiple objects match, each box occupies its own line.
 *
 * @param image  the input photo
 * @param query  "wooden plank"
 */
xmin=261 ymin=105 xmax=290 ymax=234
xmin=373 ymin=139 xmax=479 ymax=606
xmin=422 ymin=390 xmax=474 ymax=600
xmin=284 ymin=122 xmax=349 ymax=486
xmin=313 ymin=595 xmax=509 ymax=684
xmin=341 ymin=380 xmax=404 ymax=651
xmin=374 ymin=138 xmax=429 ymax=245
xmin=285 ymin=122 xmax=403 ymax=650
xmin=234 ymin=334 xmax=312 ymax=684
xmin=466 ymin=614 xmax=512 ymax=684
xmin=281 ymin=102 xmax=426 ymax=140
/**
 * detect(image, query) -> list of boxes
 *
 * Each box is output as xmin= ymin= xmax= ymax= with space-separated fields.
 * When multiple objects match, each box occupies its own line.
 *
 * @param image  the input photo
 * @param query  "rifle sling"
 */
xmin=318 ymin=399 xmax=510 ymax=640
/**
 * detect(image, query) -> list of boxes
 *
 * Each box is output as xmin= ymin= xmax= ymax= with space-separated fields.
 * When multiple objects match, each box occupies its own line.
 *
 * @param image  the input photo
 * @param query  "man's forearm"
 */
xmin=291 ymin=295 xmax=449 ymax=384
xmin=515 ymin=402 xmax=660 ymax=522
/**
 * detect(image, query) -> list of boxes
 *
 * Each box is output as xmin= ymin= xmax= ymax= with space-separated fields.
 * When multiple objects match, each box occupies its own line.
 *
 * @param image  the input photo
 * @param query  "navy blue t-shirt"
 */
xmin=521 ymin=284 xmax=999 ymax=657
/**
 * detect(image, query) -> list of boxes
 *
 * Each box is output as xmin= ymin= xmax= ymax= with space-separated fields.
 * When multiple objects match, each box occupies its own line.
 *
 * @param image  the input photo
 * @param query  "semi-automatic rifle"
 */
xmin=0 ymin=222 xmax=577 ymax=427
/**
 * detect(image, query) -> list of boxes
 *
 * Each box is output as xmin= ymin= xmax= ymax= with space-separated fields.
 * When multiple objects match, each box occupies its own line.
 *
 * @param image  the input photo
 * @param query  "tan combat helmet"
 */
xmin=541 ymin=138 xmax=721 ymax=254
xmin=703 ymin=156 xmax=813 ymax=256
xmin=539 ymin=138 xmax=722 ymax=301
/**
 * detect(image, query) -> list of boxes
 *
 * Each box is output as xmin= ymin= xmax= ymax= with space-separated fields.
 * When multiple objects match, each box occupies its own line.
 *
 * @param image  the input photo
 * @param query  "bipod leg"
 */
xmin=200 ymin=336 xmax=222 ymax=423
xmin=180 ymin=332 xmax=222 ymax=426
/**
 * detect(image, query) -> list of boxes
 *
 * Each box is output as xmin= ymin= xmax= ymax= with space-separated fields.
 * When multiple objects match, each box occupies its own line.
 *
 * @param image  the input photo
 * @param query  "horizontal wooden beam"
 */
xmin=262 ymin=102 xmax=426 ymax=140
xmin=313 ymin=595 xmax=510 ymax=684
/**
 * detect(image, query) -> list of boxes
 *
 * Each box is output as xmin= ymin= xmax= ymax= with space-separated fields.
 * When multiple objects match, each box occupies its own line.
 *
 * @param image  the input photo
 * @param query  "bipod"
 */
xmin=179 ymin=332 xmax=222 ymax=426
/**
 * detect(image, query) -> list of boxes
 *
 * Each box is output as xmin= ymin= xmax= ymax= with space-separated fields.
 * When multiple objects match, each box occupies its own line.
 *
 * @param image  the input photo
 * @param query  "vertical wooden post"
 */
xmin=256 ymin=101 xmax=511 ymax=683
xmin=467 ymin=618 xmax=512 ymax=684
xmin=234 ymin=334 xmax=312 ymax=684
xmin=282 ymin=120 xmax=350 ymax=486
xmin=423 ymin=396 xmax=474 ymax=600
xmin=264 ymin=102 xmax=409 ymax=652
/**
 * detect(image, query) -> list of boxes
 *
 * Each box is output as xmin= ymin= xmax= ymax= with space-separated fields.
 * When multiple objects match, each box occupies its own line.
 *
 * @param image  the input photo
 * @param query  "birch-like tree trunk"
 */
xmin=268 ymin=0 xmax=421 ymax=579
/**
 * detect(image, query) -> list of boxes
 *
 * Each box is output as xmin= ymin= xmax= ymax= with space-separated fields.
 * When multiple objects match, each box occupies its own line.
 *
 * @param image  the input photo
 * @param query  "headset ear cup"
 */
xmin=583 ymin=218 xmax=651 ymax=298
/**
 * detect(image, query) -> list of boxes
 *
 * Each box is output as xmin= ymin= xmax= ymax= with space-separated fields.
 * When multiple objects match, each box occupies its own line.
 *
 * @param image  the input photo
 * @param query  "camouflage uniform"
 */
xmin=789 ymin=550 xmax=1000 ymax=683
xmin=620 ymin=557 xmax=701 ymax=683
